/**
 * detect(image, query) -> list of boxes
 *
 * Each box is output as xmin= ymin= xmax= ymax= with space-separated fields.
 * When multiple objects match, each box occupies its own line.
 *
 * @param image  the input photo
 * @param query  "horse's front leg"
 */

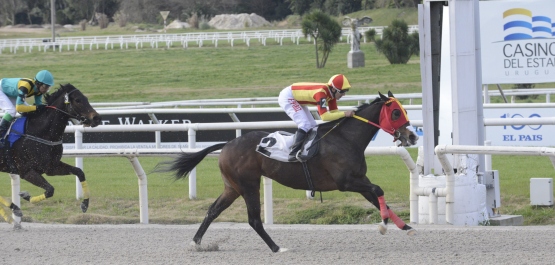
xmin=341 ymin=175 xmax=416 ymax=236
xmin=364 ymin=184 xmax=416 ymax=236
xmin=45 ymin=162 xmax=90 ymax=213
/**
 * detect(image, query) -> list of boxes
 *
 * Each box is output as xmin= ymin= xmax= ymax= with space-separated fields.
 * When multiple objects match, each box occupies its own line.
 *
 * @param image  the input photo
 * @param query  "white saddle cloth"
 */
xmin=256 ymin=130 xmax=318 ymax=162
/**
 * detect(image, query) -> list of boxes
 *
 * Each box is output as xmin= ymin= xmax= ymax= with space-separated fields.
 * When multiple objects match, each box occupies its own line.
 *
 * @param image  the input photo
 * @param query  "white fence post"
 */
xmin=188 ymin=128 xmax=197 ymax=199
xmin=128 ymin=157 xmax=149 ymax=224
xmin=10 ymin=174 xmax=21 ymax=227
xmin=263 ymin=177 xmax=273 ymax=224
xmin=75 ymin=130 xmax=83 ymax=199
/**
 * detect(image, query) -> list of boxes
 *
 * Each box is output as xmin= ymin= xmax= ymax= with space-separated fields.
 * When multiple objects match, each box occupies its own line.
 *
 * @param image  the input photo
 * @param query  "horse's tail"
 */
xmin=155 ymin=143 xmax=226 ymax=180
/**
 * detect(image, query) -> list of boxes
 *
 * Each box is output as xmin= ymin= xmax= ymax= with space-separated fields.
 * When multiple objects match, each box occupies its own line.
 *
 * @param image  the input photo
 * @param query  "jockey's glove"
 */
xmin=36 ymin=105 xmax=46 ymax=112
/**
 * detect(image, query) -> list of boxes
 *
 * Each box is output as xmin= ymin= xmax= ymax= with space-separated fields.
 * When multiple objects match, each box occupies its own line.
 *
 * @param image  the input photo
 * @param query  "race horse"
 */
xmin=156 ymin=91 xmax=419 ymax=253
xmin=0 ymin=83 xmax=101 ymax=217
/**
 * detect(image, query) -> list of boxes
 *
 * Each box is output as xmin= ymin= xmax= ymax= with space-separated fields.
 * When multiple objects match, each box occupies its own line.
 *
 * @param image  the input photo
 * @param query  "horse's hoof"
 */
xmin=277 ymin=248 xmax=289 ymax=253
xmin=19 ymin=192 xmax=30 ymax=202
xmin=13 ymin=223 xmax=22 ymax=230
xmin=12 ymin=209 xmax=23 ymax=218
xmin=378 ymin=221 xmax=388 ymax=235
xmin=81 ymin=199 xmax=89 ymax=213
xmin=189 ymin=241 xmax=198 ymax=246
xmin=407 ymin=229 xmax=417 ymax=236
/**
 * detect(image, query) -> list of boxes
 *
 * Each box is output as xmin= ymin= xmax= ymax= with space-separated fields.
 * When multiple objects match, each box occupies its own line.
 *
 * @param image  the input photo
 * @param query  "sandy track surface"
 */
xmin=0 ymin=222 xmax=554 ymax=264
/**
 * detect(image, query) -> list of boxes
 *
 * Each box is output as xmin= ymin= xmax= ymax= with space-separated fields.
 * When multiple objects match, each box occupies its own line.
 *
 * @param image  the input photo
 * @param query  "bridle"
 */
xmin=352 ymin=98 xmax=411 ymax=144
xmin=46 ymin=89 xmax=88 ymax=124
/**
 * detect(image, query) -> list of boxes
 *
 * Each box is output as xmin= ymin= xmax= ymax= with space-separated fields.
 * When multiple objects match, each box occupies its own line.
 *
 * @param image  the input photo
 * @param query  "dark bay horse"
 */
xmin=0 ymin=83 xmax=101 ymax=214
xmin=157 ymin=91 xmax=419 ymax=253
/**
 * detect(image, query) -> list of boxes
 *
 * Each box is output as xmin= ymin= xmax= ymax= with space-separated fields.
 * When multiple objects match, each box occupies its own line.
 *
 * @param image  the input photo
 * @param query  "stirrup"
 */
xmin=288 ymin=150 xmax=303 ymax=162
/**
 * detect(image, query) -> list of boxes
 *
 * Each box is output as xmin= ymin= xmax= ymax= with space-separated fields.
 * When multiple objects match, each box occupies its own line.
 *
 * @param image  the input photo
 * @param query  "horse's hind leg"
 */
xmin=45 ymin=162 xmax=90 ymax=213
xmin=0 ymin=196 xmax=22 ymax=218
xmin=18 ymin=170 xmax=54 ymax=204
xmin=241 ymin=183 xmax=284 ymax=253
xmin=0 ymin=196 xmax=22 ymax=224
xmin=192 ymin=186 xmax=240 ymax=246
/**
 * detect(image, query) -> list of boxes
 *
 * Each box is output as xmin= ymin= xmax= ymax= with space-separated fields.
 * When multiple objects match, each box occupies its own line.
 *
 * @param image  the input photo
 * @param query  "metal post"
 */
xmin=188 ymin=128 xmax=197 ymax=199
xmin=160 ymin=11 xmax=170 ymax=34
xmin=51 ymin=0 xmax=56 ymax=43
xmin=263 ymin=177 xmax=273 ymax=224
xmin=128 ymin=157 xmax=149 ymax=224
xmin=10 ymin=174 xmax=21 ymax=227
xmin=75 ymin=130 xmax=83 ymax=199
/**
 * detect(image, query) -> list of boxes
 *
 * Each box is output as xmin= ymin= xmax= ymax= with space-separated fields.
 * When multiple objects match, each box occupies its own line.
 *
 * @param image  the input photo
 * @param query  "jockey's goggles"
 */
xmin=337 ymin=89 xmax=349 ymax=94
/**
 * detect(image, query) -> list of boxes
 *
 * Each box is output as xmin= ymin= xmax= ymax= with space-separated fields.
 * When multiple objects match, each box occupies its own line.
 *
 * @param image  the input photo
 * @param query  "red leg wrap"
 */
xmin=388 ymin=209 xmax=406 ymax=229
xmin=378 ymin=196 xmax=389 ymax=219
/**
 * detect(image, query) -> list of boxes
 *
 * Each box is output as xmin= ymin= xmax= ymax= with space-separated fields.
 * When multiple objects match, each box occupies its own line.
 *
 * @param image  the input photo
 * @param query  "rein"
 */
xmin=352 ymin=114 xmax=395 ymax=135
xmin=10 ymin=129 xmax=63 ymax=146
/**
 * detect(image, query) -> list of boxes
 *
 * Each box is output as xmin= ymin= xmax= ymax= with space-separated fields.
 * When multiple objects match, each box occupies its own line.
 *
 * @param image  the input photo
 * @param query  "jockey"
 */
xmin=0 ymin=70 xmax=54 ymax=139
xmin=278 ymin=74 xmax=355 ymax=161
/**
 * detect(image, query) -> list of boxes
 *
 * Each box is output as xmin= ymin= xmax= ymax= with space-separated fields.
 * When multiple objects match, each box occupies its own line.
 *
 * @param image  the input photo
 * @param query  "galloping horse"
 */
xmin=157 ymin=92 xmax=419 ymax=253
xmin=0 ymin=83 xmax=101 ymax=214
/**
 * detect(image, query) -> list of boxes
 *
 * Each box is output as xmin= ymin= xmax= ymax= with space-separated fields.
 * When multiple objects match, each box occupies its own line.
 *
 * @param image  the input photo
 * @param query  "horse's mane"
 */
xmin=44 ymin=83 xmax=77 ymax=105
xmin=317 ymin=97 xmax=383 ymax=131
xmin=19 ymin=84 xmax=73 ymax=118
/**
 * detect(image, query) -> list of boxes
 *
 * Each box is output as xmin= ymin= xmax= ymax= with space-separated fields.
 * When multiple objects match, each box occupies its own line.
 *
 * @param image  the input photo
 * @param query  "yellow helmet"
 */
xmin=327 ymin=74 xmax=351 ymax=91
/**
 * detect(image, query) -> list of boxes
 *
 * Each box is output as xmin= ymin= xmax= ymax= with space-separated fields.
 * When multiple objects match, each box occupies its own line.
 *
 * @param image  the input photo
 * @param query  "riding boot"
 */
xmin=0 ymin=115 xmax=12 ymax=141
xmin=288 ymin=129 xmax=308 ymax=161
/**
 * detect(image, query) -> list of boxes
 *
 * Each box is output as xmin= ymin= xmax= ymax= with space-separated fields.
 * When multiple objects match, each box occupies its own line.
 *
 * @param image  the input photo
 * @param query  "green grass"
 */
xmin=0 ymin=151 xmax=553 ymax=225
xmin=0 ymin=42 xmax=423 ymax=103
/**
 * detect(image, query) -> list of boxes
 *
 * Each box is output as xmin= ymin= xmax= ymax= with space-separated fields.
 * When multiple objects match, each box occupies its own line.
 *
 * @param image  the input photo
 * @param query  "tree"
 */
xmin=287 ymin=0 xmax=311 ymax=16
xmin=0 ymin=0 xmax=26 ymax=25
xmin=301 ymin=10 xmax=341 ymax=68
xmin=372 ymin=19 xmax=419 ymax=64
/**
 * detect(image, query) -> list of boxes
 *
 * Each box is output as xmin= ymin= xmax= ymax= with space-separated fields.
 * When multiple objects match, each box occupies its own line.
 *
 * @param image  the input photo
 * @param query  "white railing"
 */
xmin=6 ymin=120 xmax=417 ymax=226
xmin=7 ymin=108 xmax=555 ymax=227
xmin=429 ymin=145 xmax=555 ymax=224
xmin=0 ymin=25 xmax=420 ymax=54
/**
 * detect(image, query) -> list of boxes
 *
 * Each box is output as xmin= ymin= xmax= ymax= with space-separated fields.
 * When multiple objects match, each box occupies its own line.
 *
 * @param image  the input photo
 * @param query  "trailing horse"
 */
xmin=156 ymin=91 xmax=419 ymax=252
xmin=0 ymin=83 xmax=101 ymax=214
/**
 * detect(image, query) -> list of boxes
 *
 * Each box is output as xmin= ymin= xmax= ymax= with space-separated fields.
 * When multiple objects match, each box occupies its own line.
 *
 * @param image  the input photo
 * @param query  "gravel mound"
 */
xmin=208 ymin=13 xmax=270 ymax=30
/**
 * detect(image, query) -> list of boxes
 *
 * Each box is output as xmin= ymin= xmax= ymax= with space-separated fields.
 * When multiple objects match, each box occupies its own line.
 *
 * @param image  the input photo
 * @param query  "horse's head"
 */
xmin=45 ymin=83 xmax=102 ymax=127
xmin=370 ymin=91 xmax=419 ymax=147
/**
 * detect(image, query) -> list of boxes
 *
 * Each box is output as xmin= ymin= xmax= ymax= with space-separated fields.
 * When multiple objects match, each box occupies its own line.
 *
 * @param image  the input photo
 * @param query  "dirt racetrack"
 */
xmin=0 ymin=222 xmax=554 ymax=264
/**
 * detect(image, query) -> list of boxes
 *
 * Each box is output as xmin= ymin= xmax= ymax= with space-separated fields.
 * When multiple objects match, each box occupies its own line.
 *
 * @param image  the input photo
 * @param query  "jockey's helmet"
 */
xmin=35 ymin=70 xmax=54 ymax=87
xmin=327 ymin=74 xmax=351 ymax=91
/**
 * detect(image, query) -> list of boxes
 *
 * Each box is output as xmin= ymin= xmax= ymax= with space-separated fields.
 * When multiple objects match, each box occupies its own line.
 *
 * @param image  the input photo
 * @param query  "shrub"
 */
xmin=373 ymin=19 xmax=419 ymax=64
xmin=79 ymin=19 xmax=87 ymax=31
xmin=514 ymin=83 xmax=537 ymax=100
xmin=114 ymin=12 xmax=129 ymax=27
xmin=98 ymin=14 xmax=109 ymax=29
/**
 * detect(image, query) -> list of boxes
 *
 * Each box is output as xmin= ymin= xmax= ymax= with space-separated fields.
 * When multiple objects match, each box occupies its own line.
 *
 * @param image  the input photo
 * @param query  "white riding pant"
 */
xmin=278 ymin=86 xmax=317 ymax=133
xmin=0 ymin=92 xmax=17 ymax=119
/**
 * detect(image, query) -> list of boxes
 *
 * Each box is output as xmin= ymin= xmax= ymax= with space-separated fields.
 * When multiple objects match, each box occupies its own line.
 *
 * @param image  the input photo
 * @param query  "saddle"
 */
xmin=5 ymin=117 xmax=27 ymax=148
xmin=256 ymin=128 xmax=320 ymax=162
xmin=0 ymin=117 xmax=26 ymax=174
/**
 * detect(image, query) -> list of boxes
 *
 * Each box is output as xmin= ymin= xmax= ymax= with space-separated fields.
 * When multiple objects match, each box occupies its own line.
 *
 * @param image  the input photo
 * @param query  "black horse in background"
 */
xmin=0 ymin=83 xmax=101 ymax=215
xmin=156 ymin=91 xmax=419 ymax=253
